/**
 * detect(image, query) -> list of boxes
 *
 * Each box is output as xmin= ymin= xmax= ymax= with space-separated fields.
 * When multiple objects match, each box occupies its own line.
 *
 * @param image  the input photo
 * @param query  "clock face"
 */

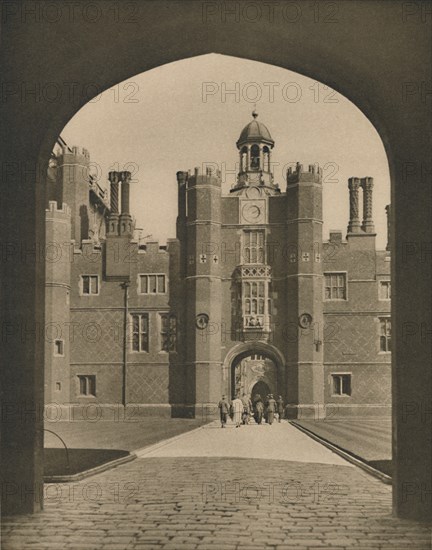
xmin=240 ymin=198 xmax=266 ymax=225
xmin=242 ymin=203 xmax=261 ymax=223
xmin=196 ymin=313 xmax=209 ymax=330
xmin=247 ymin=205 xmax=261 ymax=219
xmin=298 ymin=313 xmax=313 ymax=329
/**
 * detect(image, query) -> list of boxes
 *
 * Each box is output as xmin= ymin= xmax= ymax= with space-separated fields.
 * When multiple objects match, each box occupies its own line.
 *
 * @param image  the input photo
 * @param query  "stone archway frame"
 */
xmin=224 ymin=341 xmax=286 ymax=399
xmin=1 ymin=2 xmax=430 ymax=521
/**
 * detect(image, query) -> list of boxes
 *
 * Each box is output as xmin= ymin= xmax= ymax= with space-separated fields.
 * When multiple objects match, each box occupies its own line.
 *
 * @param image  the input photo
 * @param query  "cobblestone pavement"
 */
xmin=2 ymin=421 xmax=431 ymax=550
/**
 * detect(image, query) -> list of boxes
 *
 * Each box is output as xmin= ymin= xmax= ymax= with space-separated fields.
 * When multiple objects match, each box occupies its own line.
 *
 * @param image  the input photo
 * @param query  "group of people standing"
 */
xmin=218 ymin=393 xmax=285 ymax=428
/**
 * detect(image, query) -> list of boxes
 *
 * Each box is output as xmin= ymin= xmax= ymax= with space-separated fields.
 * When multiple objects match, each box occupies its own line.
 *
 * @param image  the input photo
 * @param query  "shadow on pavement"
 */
xmin=368 ymin=460 xmax=392 ymax=477
xmin=44 ymin=448 xmax=130 ymax=477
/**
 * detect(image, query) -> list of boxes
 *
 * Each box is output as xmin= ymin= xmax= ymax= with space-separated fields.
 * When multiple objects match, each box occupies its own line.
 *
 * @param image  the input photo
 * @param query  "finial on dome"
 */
xmin=252 ymin=108 xmax=258 ymax=119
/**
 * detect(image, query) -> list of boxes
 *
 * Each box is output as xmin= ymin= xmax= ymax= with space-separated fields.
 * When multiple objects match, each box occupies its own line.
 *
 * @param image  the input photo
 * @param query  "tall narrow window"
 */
xmin=160 ymin=314 xmax=177 ymax=352
xmin=54 ymin=339 xmax=64 ymax=357
xmin=379 ymin=317 xmax=391 ymax=352
xmin=379 ymin=281 xmax=391 ymax=300
xmin=324 ymin=273 xmax=347 ymax=300
xmin=243 ymin=231 xmax=265 ymax=264
xmin=131 ymin=313 xmax=149 ymax=352
xmin=250 ymin=144 xmax=260 ymax=170
xmin=81 ymin=275 xmax=99 ymax=295
xmin=263 ymin=146 xmax=270 ymax=171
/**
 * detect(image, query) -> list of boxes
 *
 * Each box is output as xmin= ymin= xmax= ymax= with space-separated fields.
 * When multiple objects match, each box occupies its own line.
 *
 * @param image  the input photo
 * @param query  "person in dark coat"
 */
xmin=218 ymin=395 xmax=230 ymax=428
xmin=241 ymin=393 xmax=252 ymax=425
xmin=253 ymin=393 xmax=264 ymax=425
xmin=266 ymin=394 xmax=277 ymax=425
xmin=264 ymin=394 xmax=270 ymax=423
xmin=276 ymin=395 xmax=284 ymax=422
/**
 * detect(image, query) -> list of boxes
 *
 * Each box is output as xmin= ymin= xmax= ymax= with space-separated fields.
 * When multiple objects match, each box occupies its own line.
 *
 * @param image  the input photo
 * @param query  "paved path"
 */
xmin=136 ymin=419 xmax=352 ymax=466
xmin=2 ymin=420 xmax=431 ymax=550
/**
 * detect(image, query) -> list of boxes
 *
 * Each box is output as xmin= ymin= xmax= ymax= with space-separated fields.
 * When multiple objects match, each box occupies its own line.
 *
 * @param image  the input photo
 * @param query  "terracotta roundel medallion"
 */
xmin=196 ymin=313 xmax=209 ymax=330
xmin=298 ymin=313 xmax=313 ymax=329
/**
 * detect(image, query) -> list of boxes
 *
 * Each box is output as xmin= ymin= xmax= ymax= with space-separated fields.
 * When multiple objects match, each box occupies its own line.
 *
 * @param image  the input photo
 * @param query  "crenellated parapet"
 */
xmin=58 ymin=145 xmax=91 ymax=177
xmin=138 ymin=238 xmax=179 ymax=253
xmin=140 ymin=241 xmax=170 ymax=255
xmin=286 ymin=162 xmax=322 ymax=185
xmin=59 ymin=144 xmax=90 ymax=160
xmin=185 ymin=166 xmax=222 ymax=188
xmin=54 ymin=143 xmax=92 ymax=245
xmin=45 ymin=201 xmax=71 ymax=219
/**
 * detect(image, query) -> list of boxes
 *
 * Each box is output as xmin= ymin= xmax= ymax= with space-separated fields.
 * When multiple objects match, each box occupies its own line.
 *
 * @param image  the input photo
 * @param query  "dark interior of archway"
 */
xmin=231 ymin=353 xmax=277 ymax=400
xmin=251 ymin=381 xmax=271 ymax=402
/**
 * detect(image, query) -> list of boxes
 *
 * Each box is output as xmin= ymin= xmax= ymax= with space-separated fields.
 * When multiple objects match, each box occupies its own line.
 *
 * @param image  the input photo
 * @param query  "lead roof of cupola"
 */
xmin=236 ymin=110 xmax=275 ymax=148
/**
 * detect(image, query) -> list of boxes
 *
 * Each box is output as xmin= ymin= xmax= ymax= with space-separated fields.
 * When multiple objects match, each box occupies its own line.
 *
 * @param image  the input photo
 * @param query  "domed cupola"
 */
xmin=236 ymin=110 xmax=275 ymax=148
xmin=231 ymin=110 xmax=279 ymax=195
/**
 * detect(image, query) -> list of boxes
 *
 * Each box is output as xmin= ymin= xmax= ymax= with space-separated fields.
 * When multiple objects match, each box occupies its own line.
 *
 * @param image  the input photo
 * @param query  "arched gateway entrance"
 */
xmin=232 ymin=355 xmax=277 ymax=399
xmin=225 ymin=343 xmax=285 ymax=401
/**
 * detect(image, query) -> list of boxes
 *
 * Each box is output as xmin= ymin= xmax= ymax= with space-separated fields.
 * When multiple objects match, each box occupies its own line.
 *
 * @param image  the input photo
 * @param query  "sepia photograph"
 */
xmin=0 ymin=1 xmax=431 ymax=549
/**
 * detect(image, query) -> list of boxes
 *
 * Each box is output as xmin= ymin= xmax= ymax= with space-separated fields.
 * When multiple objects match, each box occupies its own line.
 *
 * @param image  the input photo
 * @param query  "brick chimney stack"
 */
xmin=119 ymin=171 xmax=133 ymax=236
xmin=347 ymin=177 xmax=375 ymax=236
xmin=361 ymin=177 xmax=375 ymax=233
xmin=385 ymin=204 xmax=391 ymax=251
xmin=120 ymin=171 xmax=131 ymax=214
xmin=105 ymin=169 xmax=135 ymax=280
xmin=107 ymin=171 xmax=120 ymax=235
xmin=347 ymin=177 xmax=361 ymax=233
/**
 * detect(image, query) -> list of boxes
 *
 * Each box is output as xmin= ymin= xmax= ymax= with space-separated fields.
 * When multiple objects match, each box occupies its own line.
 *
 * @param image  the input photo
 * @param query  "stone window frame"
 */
xmin=130 ymin=312 xmax=149 ymax=353
xmin=80 ymin=274 xmax=99 ymax=296
xmin=324 ymin=271 xmax=348 ymax=301
xmin=77 ymin=375 xmax=96 ymax=397
xmin=378 ymin=316 xmax=392 ymax=354
xmin=158 ymin=312 xmax=177 ymax=353
xmin=242 ymin=229 xmax=266 ymax=265
xmin=378 ymin=279 xmax=391 ymax=301
xmin=139 ymin=273 xmax=167 ymax=295
xmin=53 ymin=339 xmax=64 ymax=357
xmin=330 ymin=372 xmax=352 ymax=397
xmin=241 ymin=279 xmax=272 ymax=330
